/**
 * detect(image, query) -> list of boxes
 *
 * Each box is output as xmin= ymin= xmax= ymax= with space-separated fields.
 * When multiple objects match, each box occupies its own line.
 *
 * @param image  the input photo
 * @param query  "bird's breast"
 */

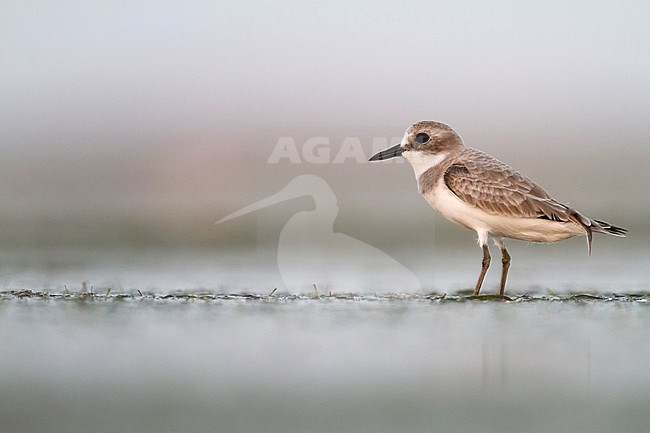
xmin=422 ymin=182 xmax=482 ymax=231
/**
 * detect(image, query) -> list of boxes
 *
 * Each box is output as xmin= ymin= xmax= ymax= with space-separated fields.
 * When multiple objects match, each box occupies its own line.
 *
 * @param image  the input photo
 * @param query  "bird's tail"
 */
xmin=591 ymin=219 xmax=627 ymax=237
xmin=568 ymin=211 xmax=627 ymax=255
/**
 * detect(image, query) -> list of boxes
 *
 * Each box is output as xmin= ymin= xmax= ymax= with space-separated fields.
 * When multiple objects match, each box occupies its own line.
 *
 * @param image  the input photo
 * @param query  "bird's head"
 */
xmin=400 ymin=121 xmax=464 ymax=154
xmin=369 ymin=120 xmax=465 ymax=176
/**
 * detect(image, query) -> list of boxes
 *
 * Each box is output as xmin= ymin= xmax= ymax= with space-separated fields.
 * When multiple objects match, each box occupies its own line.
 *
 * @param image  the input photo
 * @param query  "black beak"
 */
xmin=369 ymin=143 xmax=405 ymax=161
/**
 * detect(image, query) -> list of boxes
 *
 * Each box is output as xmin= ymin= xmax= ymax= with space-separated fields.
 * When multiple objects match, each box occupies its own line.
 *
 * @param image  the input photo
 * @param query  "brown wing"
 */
xmin=443 ymin=149 xmax=574 ymax=222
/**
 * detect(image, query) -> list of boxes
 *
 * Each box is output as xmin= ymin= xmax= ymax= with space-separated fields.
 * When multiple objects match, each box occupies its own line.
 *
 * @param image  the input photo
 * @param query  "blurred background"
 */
xmin=2 ymin=3 xmax=650 ymax=433
xmin=1 ymin=0 xmax=649 ymax=290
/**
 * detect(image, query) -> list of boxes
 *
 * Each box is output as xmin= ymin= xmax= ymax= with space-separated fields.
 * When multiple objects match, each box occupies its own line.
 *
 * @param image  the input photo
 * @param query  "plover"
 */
xmin=369 ymin=120 xmax=627 ymax=296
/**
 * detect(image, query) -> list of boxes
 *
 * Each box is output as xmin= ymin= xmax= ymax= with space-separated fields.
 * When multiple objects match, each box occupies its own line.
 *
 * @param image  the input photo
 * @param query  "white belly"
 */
xmin=422 ymin=182 xmax=583 ymax=243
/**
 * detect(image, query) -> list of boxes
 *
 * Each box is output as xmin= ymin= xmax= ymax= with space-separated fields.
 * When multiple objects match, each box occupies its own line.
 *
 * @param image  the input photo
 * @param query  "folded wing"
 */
xmin=444 ymin=148 xmax=597 ymax=252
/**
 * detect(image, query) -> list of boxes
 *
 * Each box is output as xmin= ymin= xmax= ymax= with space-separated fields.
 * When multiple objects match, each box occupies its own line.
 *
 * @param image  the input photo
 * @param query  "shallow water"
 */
xmin=1 ymin=291 xmax=649 ymax=433
xmin=1 ymin=244 xmax=649 ymax=432
xmin=1 ymin=236 xmax=648 ymax=294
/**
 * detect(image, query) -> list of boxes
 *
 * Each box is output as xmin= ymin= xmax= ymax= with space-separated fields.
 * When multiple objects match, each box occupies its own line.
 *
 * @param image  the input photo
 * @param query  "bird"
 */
xmin=369 ymin=120 xmax=626 ymax=296
xmin=216 ymin=175 xmax=421 ymax=292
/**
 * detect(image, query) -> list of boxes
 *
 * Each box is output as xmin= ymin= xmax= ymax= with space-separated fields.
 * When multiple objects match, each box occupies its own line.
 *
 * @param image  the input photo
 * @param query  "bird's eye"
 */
xmin=415 ymin=133 xmax=430 ymax=144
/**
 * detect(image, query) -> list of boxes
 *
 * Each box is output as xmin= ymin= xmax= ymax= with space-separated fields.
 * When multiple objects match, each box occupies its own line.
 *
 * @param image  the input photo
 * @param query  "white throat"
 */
xmin=403 ymin=150 xmax=449 ymax=179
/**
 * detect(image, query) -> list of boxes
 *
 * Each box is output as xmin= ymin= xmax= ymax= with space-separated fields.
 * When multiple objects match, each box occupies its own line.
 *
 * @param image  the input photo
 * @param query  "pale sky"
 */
xmin=1 ymin=0 xmax=649 ymax=244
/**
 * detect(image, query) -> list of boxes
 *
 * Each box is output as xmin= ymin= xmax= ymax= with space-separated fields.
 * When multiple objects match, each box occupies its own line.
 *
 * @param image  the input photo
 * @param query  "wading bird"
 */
xmin=369 ymin=121 xmax=626 ymax=296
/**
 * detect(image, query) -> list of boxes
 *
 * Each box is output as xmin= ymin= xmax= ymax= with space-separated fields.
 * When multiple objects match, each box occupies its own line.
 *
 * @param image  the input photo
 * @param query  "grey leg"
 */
xmin=473 ymin=244 xmax=491 ymax=296
xmin=499 ymin=247 xmax=511 ymax=296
